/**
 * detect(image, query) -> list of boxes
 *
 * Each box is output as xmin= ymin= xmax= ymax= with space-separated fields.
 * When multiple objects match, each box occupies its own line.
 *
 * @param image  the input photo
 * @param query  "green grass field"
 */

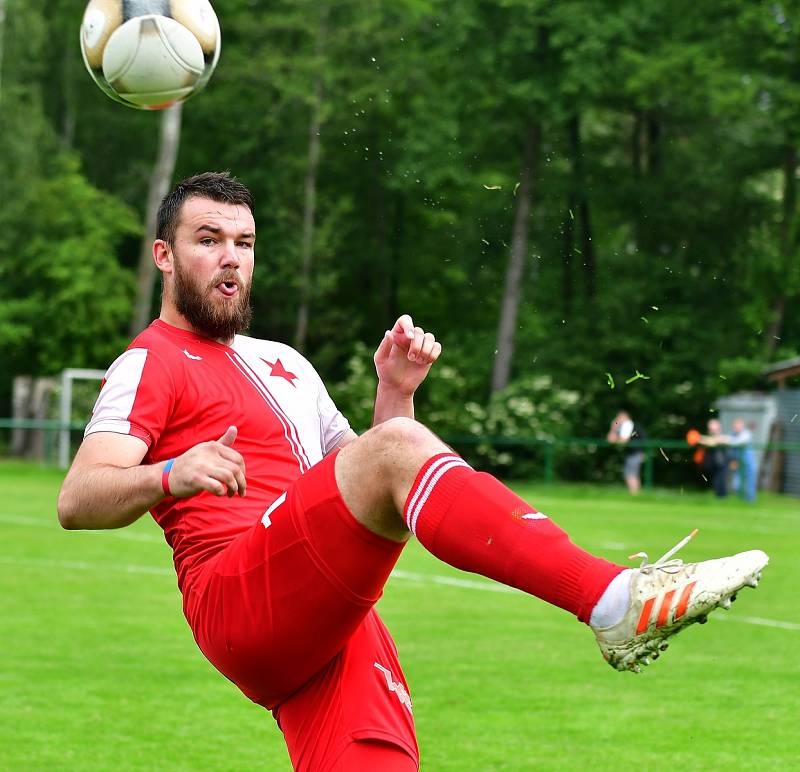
xmin=2 ymin=461 xmax=798 ymax=770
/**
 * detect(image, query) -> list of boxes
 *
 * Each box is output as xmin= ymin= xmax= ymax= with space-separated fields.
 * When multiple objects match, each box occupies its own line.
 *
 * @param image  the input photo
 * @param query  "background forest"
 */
xmin=2 ymin=0 xmax=799 ymax=484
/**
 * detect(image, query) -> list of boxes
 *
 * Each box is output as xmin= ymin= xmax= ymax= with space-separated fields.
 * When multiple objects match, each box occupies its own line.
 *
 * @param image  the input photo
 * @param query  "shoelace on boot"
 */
xmin=628 ymin=528 xmax=699 ymax=573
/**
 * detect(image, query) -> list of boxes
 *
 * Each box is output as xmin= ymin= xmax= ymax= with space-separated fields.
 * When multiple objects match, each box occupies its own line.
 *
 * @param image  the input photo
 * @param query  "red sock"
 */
xmin=404 ymin=453 xmax=625 ymax=623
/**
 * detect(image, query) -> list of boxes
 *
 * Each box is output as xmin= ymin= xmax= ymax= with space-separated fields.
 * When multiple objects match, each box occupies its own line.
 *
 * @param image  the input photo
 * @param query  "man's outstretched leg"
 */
xmin=336 ymin=418 xmax=768 ymax=673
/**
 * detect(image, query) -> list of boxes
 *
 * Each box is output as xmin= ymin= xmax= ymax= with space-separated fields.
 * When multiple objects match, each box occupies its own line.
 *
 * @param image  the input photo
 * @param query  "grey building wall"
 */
xmin=776 ymin=389 xmax=800 ymax=496
xmin=715 ymin=392 xmax=777 ymax=483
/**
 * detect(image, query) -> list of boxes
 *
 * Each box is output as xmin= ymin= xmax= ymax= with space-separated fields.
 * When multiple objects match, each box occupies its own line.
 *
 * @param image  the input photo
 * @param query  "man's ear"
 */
xmin=153 ymin=239 xmax=173 ymax=275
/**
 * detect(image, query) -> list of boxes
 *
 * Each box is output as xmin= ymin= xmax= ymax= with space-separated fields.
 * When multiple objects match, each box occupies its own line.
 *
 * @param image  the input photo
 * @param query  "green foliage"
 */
xmin=330 ymin=344 xmax=581 ymax=476
xmin=0 ymin=0 xmax=140 ymax=409
xmin=466 ymin=375 xmax=582 ymax=476
xmin=326 ymin=342 xmax=376 ymax=431
xmin=0 ymin=156 xmax=139 ymax=379
xmin=4 ymin=0 xmax=800 ymax=485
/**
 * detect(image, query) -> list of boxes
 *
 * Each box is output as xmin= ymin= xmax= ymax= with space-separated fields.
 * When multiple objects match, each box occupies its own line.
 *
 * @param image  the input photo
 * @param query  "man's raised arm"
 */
xmin=330 ymin=314 xmax=442 ymax=453
xmin=371 ymin=314 xmax=442 ymax=426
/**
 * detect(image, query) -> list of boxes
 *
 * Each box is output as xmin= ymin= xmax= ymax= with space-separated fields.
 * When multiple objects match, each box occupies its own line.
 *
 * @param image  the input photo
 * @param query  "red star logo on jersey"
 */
xmin=262 ymin=358 xmax=298 ymax=386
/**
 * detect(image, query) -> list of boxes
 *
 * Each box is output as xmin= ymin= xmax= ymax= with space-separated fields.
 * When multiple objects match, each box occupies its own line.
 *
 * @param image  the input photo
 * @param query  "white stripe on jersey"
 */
xmin=84 ymin=348 xmax=148 ymax=438
xmin=231 ymin=334 xmax=351 ymax=459
xmin=230 ymin=350 xmax=312 ymax=469
xmin=226 ymin=351 xmax=311 ymax=472
xmin=236 ymin=353 xmax=312 ymax=469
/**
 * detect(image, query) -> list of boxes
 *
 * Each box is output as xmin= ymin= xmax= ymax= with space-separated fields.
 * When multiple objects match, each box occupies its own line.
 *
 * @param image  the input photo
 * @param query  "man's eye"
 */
xmin=200 ymin=238 xmax=215 ymax=246
xmin=237 ymin=241 xmax=253 ymax=249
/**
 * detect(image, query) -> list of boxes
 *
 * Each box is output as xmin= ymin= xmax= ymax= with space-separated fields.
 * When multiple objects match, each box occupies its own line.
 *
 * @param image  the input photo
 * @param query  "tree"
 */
xmin=129 ymin=105 xmax=183 ymax=337
xmin=294 ymin=6 xmax=329 ymax=351
xmin=0 ymin=157 xmax=139 ymax=379
xmin=6 ymin=0 xmax=799 ymax=487
xmin=0 ymin=0 xmax=139 ymax=408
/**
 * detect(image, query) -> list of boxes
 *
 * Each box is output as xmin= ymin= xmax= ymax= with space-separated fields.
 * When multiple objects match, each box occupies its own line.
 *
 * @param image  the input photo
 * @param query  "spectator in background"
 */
xmin=607 ymin=410 xmax=647 ymax=495
xmin=728 ymin=418 xmax=757 ymax=502
xmin=699 ymin=418 xmax=730 ymax=498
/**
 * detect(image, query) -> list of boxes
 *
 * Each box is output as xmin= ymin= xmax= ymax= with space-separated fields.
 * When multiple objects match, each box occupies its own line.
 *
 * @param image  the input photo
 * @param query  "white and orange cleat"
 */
xmin=592 ymin=530 xmax=769 ymax=673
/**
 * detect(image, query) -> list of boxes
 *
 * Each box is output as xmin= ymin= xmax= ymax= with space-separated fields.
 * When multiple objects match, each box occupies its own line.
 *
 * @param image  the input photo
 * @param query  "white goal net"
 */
xmin=58 ymin=368 xmax=106 ymax=468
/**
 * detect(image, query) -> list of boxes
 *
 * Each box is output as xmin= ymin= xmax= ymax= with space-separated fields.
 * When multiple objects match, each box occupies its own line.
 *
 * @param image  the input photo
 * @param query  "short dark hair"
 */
xmin=156 ymin=171 xmax=254 ymax=246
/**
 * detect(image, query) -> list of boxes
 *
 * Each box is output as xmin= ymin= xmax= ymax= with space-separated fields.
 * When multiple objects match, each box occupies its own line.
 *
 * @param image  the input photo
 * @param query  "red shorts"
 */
xmin=183 ymin=452 xmax=418 ymax=771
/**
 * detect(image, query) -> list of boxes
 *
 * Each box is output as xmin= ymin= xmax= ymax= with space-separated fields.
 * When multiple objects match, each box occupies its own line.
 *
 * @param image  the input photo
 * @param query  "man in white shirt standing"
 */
xmin=608 ymin=410 xmax=647 ymax=495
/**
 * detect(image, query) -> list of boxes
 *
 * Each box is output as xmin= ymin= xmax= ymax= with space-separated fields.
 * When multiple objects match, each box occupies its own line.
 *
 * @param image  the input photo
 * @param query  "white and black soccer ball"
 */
xmin=80 ymin=0 xmax=221 ymax=110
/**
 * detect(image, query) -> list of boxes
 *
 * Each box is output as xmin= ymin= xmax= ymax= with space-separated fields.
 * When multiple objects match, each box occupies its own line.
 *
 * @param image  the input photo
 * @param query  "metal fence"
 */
xmin=0 ymin=418 xmax=89 ymax=467
xmin=445 ymin=435 xmax=800 ymax=488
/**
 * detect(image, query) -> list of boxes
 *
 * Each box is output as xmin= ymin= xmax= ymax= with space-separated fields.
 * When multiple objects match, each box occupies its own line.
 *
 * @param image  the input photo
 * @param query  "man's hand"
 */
xmin=373 ymin=314 xmax=442 ymax=397
xmin=58 ymin=426 xmax=247 ymax=531
xmin=168 ymin=425 xmax=247 ymax=498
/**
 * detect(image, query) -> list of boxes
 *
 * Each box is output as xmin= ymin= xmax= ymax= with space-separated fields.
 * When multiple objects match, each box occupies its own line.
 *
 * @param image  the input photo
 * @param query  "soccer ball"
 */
xmin=80 ymin=0 xmax=221 ymax=110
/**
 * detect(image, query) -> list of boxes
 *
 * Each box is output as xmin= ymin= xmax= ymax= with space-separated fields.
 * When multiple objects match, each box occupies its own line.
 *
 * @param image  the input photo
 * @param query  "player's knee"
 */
xmin=344 ymin=418 xmax=445 ymax=490
xmin=370 ymin=416 xmax=430 ymax=451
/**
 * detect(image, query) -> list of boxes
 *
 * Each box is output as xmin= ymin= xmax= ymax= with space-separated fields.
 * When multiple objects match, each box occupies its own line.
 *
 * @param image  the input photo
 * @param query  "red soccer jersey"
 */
xmin=85 ymin=320 xmax=351 ymax=592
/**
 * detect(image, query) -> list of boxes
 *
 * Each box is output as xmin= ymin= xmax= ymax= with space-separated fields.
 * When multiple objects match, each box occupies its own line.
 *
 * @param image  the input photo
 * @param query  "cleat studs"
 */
xmin=698 ymin=615 xmax=708 ymax=624
xmin=652 ymin=652 xmax=660 ymax=660
xmin=660 ymin=643 xmax=669 ymax=651
xmin=720 ymin=598 xmax=732 ymax=610
xmin=731 ymin=593 xmax=738 ymax=602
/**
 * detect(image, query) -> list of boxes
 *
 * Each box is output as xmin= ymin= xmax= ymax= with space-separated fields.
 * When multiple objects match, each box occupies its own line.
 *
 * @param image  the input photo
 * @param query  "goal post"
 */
xmin=59 ymin=368 xmax=106 ymax=469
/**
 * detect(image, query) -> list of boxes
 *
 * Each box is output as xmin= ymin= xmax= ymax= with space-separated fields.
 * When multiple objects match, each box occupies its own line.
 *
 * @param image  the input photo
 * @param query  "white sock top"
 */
xmin=589 ymin=569 xmax=634 ymax=628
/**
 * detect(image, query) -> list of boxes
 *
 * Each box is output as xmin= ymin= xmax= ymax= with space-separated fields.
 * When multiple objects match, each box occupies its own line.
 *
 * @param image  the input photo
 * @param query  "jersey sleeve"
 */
xmin=84 ymin=347 xmax=177 ymax=449
xmin=316 ymin=376 xmax=351 ymax=454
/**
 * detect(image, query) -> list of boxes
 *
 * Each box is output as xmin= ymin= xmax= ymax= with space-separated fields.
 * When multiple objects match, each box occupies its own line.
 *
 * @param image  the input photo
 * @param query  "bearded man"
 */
xmin=58 ymin=172 xmax=768 ymax=771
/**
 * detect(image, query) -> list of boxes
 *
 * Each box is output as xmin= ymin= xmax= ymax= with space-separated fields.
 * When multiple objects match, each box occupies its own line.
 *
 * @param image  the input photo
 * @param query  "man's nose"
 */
xmin=220 ymin=240 xmax=240 ymax=267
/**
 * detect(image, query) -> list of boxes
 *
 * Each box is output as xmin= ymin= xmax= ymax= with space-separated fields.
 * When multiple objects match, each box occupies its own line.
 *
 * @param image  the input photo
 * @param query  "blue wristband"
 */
xmin=161 ymin=458 xmax=175 ymax=496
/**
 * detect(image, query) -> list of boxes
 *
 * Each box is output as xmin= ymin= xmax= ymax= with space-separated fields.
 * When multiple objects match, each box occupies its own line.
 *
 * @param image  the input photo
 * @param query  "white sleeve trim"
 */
xmin=84 ymin=418 xmax=133 ymax=437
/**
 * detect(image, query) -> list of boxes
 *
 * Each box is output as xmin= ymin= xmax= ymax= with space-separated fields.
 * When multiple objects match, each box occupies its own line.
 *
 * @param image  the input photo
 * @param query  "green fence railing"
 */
xmin=0 ymin=419 xmax=88 ymax=430
xmin=443 ymin=435 xmax=800 ymax=487
xmin=0 ymin=418 xmax=90 ymax=468
xmin=2 ymin=420 xmax=799 ymax=483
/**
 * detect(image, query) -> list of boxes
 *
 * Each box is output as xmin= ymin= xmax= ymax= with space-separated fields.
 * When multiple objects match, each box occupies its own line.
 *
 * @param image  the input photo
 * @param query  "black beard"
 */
xmin=172 ymin=258 xmax=252 ymax=341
